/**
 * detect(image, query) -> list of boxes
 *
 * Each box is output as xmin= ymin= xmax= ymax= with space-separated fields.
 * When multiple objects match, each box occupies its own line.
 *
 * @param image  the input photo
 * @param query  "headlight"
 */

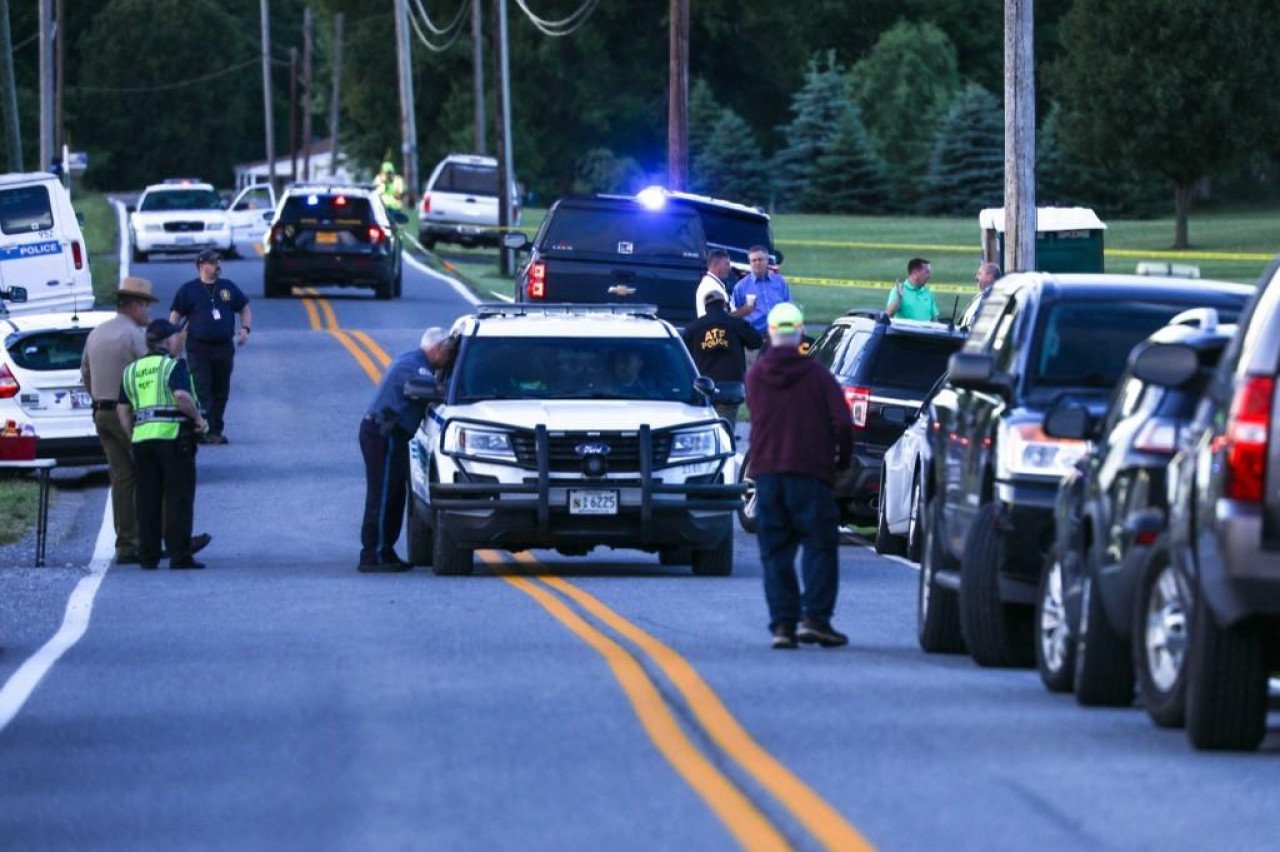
xmin=144 ymin=224 xmax=163 ymax=232
xmin=208 ymin=220 xmax=227 ymax=230
xmin=1000 ymin=422 xmax=1088 ymax=478
xmin=444 ymin=424 xmax=515 ymax=460
xmin=669 ymin=427 xmax=720 ymax=461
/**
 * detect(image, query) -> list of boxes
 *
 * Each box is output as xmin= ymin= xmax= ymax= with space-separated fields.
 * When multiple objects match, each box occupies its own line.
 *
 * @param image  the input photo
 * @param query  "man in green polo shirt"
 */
xmin=886 ymin=257 xmax=940 ymax=321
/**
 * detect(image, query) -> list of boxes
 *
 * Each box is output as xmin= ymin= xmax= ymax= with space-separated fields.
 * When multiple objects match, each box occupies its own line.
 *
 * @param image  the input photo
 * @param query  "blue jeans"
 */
xmin=755 ymin=473 xmax=840 ymax=630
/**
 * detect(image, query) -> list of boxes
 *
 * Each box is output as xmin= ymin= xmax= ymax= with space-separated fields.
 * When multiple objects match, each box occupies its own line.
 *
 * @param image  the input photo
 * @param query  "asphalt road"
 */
xmin=2 ymin=237 xmax=1278 ymax=852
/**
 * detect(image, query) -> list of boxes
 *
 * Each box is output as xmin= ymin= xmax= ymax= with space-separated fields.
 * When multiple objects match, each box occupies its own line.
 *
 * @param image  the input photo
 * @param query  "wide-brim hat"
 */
xmin=117 ymin=276 xmax=158 ymax=303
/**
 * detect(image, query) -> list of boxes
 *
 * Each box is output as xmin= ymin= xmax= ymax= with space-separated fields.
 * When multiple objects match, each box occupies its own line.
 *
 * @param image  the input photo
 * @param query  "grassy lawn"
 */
xmin=72 ymin=189 xmax=120 ymax=307
xmin=0 ymin=478 xmax=39 ymax=545
xmin=416 ymin=205 xmax=1278 ymax=326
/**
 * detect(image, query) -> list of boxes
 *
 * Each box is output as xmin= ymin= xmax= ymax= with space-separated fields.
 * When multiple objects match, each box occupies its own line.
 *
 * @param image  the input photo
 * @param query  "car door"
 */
xmin=227 ymin=184 xmax=277 ymax=243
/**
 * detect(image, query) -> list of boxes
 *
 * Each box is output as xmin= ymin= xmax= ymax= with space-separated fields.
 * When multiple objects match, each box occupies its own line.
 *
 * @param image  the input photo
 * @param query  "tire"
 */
xmin=736 ymin=451 xmax=757 ymax=535
xmin=1184 ymin=586 xmax=1268 ymax=751
xmin=1073 ymin=568 xmax=1135 ymax=706
xmin=375 ymin=276 xmax=394 ymax=301
xmin=906 ymin=473 xmax=925 ymax=563
xmin=431 ymin=517 xmax=474 ymax=576
xmin=874 ymin=470 xmax=907 ymax=556
xmin=223 ymin=244 xmax=241 ymax=259
xmin=959 ymin=501 xmax=1034 ymax=668
xmin=659 ymin=548 xmax=691 ymax=566
xmin=420 ymin=235 xmax=436 ymax=251
xmin=1134 ymin=543 xmax=1189 ymax=728
xmin=131 ymin=243 xmax=147 ymax=263
xmin=406 ymin=496 xmax=434 ymax=567
xmin=691 ymin=533 xmax=733 ymax=576
xmin=1036 ymin=549 xmax=1076 ymax=693
xmin=263 ymin=275 xmax=286 ymax=299
xmin=917 ymin=493 xmax=965 ymax=653
xmin=393 ymin=266 xmax=403 ymax=298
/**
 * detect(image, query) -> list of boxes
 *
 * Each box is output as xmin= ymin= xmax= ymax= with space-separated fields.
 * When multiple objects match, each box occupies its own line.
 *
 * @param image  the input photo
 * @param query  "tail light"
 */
xmin=71 ymin=240 xmax=83 ymax=270
xmin=844 ymin=386 xmax=870 ymax=429
xmin=421 ymin=194 xmax=431 ymax=214
xmin=0 ymin=364 xmax=18 ymax=399
xmin=1133 ymin=418 xmax=1180 ymax=455
xmin=1219 ymin=375 xmax=1274 ymax=502
xmin=368 ymin=226 xmax=387 ymax=245
xmin=527 ymin=261 xmax=547 ymax=299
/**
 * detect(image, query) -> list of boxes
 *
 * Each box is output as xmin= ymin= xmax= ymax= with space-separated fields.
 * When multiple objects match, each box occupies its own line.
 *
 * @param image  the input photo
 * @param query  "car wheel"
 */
xmin=874 ymin=470 xmax=907 ymax=556
xmin=1135 ymin=541 xmax=1188 ymax=728
xmin=906 ymin=473 xmax=925 ymax=563
xmin=691 ymin=531 xmax=733 ymax=576
xmin=263 ymin=276 xmax=285 ymax=299
xmin=1074 ymin=566 xmax=1135 ymax=707
xmin=375 ymin=276 xmax=394 ymax=300
xmin=224 ymin=244 xmax=241 ymax=259
xmin=917 ymin=493 xmax=965 ymax=654
xmin=431 ymin=516 xmax=474 ymax=576
xmin=131 ymin=244 xmax=147 ymax=263
xmin=659 ymin=548 xmax=691 ymax=566
xmin=959 ymin=501 xmax=1034 ymax=668
xmin=406 ymin=495 xmax=434 ymax=567
xmin=1185 ymin=582 xmax=1268 ymax=751
xmin=393 ymin=266 xmax=403 ymax=298
xmin=1036 ymin=549 xmax=1076 ymax=693
xmin=736 ymin=451 xmax=757 ymax=535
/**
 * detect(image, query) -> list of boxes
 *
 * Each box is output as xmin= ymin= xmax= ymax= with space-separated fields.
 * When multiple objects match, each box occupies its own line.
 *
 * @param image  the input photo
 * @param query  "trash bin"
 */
xmin=979 ymin=206 xmax=1107 ymax=274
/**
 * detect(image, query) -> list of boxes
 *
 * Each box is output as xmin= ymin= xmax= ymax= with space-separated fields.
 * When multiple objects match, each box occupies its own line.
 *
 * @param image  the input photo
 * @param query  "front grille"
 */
xmin=163 ymin=221 xmax=205 ymax=233
xmin=510 ymin=431 xmax=672 ymax=472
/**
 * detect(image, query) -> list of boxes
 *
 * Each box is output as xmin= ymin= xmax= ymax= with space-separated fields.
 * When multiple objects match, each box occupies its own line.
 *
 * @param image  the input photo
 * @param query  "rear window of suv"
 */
xmin=0 ymin=185 xmax=54 ymax=234
xmin=695 ymin=209 xmax=772 ymax=258
xmin=7 ymin=329 xmax=90 ymax=371
xmin=433 ymin=163 xmax=499 ymax=197
xmin=868 ymin=335 xmax=964 ymax=390
xmin=541 ymin=207 xmax=704 ymax=261
xmin=279 ymin=195 xmax=374 ymax=225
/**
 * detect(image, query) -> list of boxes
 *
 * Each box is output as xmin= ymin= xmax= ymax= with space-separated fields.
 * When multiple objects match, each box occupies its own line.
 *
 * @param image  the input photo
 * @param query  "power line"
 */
xmin=67 ymin=57 xmax=265 ymax=94
xmin=407 ymin=0 xmax=468 ymax=52
xmin=512 ymin=0 xmax=600 ymax=37
xmin=412 ymin=0 xmax=468 ymax=36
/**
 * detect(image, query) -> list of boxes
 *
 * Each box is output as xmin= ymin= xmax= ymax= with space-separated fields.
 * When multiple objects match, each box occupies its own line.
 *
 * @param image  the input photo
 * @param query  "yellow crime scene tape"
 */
xmin=779 ymin=237 xmax=1272 ymax=263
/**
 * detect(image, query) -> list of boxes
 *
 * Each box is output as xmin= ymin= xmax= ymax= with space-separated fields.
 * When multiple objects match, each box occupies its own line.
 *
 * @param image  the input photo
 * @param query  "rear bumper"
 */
xmin=1199 ymin=500 xmax=1280 ymax=625
xmin=35 ymin=435 xmax=104 ymax=466
xmin=265 ymin=253 xmax=396 ymax=286
xmin=419 ymin=222 xmax=502 ymax=246
xmin=135 ymin=234 xmax=229 ymax=252
xmin=833 ymin=449 xmax=884 ymax=521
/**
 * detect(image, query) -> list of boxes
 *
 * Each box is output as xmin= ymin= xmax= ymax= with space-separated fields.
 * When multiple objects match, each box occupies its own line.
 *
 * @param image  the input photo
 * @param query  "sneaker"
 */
xmin=378 ymin=550 xmax=412 ymax=570
xmin=203 ymin=433 xmax=228 ymax=445
xmin=771 ymin=623 xmax=799 ymax=650
xmin=358 ymin=560 xmax=410 ymax=574
xmin=169 ymin=559 xmax=205 ymax=570
xmin=159 ymin=534 xmax=212 ymax=560
xmin=797 ymin=618 xmax=848 ymax=648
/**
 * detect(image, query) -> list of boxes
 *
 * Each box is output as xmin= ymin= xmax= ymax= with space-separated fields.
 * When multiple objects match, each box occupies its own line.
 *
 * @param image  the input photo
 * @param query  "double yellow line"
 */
xmin=305 ymin=294 xmax=874 ymax=852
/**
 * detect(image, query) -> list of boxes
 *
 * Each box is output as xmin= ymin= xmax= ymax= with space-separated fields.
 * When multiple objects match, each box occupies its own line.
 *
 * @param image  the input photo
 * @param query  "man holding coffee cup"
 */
xmin=732 ymin=245 xmax=791 ymax=344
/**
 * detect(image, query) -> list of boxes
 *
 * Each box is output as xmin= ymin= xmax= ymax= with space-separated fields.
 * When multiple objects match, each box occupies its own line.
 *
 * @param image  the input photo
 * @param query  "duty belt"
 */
xmin=134 ymin=407 xmax=185 ymax=424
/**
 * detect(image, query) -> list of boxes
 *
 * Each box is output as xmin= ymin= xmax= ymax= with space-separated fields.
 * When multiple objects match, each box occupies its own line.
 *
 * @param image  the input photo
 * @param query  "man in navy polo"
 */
xmin=169 ymin=249 xmax=252 ymax=444
xmin=732 ymin=245 xmax=791 ymax=352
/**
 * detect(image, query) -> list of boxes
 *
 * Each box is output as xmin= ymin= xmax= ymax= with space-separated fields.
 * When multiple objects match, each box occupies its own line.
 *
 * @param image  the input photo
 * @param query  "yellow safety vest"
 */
xmin=122 ymin=354 xmax=193 ymax=443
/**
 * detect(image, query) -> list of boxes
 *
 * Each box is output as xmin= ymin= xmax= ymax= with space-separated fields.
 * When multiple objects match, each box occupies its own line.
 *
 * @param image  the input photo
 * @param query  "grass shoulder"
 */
xmin=0 ymin=478 xmax=39 ymax=545
xmin=72 ymin=189 xmax=120 ymax=307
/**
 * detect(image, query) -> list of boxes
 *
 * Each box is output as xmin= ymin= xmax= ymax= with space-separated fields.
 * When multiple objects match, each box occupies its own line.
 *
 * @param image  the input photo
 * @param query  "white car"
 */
xmin=129 ymin=180 xmax=275 ymax=261
xmin=0 ymin=172 xmax=94 ymax=316
xmin=417 ymin=154 xmax=519 ymax=249
xmin=0 ymin=307 xmax=116 ymax=464
xmin=874 ymin=378 xmax=944 ymax=562
xmin=406 ymin=304 xmax=744 ymax=575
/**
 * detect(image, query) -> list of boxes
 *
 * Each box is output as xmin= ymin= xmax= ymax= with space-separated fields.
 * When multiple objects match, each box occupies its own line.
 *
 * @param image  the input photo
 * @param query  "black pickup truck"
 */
xmin=504 ymin=190 xmax=781 ymax=327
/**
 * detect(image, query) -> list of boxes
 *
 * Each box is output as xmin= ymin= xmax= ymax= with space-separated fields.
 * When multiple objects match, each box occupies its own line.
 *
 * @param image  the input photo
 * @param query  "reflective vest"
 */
xmin=378 ymin=174 xmax=405 ymax=211
xmin=122 ymin=354 xmax=193 ymax=443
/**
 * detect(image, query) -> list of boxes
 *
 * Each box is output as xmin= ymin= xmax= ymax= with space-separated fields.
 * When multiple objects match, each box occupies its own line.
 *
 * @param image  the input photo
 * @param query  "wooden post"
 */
xmin=393 ymin=0 xmax=419 ymax=206
xmin=328 ymin=13 xmax=343 ymax=180
xmin=53 ymin=0 xmax=63 ymax=153
xmin=1003 ymin=0 xmax=1036 ymax=272
xmin=472 ymin=0 xmax=485 ymax=155
xmin=0 ymin=0 xmax=22 ymax=171
xmin=260 ymin=0 xmax=276 ymax=191
xmin=666 ymin=0 xmax=689 ymax=191
xmin=493 ymin=0 xmax=513 ymax=274
xmin=37 ymin=0 xmax=52 ymax=170
xmin=302 ymin=7 xmax=313 ymax=181
xmin=288 ymin=47 xmax=298 ymax=183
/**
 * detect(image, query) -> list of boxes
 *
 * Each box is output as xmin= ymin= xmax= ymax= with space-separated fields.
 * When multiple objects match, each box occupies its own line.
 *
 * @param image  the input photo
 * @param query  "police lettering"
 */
xmin=701 ymin=328 xmax=728 ymax=351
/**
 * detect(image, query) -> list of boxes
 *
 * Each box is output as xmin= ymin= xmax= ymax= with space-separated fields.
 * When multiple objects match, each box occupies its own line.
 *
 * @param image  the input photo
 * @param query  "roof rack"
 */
xmin=1169 ymin=307 xmax=1219 ymax=332
xmin=473 ymin=302 xmax=660 ymax=320
xmin=843 ymin=308 xmax=885 ymax=322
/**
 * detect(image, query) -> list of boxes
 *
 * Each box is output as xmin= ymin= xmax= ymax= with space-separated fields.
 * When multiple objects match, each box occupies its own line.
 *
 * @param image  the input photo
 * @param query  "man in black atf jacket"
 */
xmin=681 ymin=286 xmax=762 ymax=429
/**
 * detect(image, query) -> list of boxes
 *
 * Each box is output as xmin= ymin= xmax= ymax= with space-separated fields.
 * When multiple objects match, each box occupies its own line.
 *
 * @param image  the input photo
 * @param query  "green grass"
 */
xmin=0 ymin=478 xmax=39 ymax=546
xmin=72 ymin=189 xmax=120 ymax=307
xmin=422 ymin=205 xmax=1280 ymax=326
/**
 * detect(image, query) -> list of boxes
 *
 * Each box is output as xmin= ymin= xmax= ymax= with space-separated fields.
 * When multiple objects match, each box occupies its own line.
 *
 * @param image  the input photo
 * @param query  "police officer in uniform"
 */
xmin=359 ymin=327 xmax=456 ymax=572
xmin=169 ymin=249 xmax=252 ymax=444
xmin=117 ymin=320 xmax=210 ymax=570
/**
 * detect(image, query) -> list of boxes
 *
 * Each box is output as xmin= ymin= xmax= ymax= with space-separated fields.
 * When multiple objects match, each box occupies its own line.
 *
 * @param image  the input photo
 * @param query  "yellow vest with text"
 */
xmin=122 ymin=355 xmax=194 ymax=443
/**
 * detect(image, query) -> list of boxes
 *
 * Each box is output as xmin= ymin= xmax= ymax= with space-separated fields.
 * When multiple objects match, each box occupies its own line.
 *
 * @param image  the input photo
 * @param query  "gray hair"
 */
xmin=420 ymin=326 xmax=446 ymax=350
xmin=980 ymin=262 xmax=1001 ymax=279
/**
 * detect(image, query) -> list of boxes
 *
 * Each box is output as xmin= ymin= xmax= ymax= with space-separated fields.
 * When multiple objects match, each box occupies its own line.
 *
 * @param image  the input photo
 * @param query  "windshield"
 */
xmin=140 ymin=189 xmax=221 ymax=212
xmin=541 ymin=207 xmax=704 ymax=261
xmin=434 ymin=163 xmax=499 ymax=196
xmin=456 ymin=336 xmax=699 ymax=403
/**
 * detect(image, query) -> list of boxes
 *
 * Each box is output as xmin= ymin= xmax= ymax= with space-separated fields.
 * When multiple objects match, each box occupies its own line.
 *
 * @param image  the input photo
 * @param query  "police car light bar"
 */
xmin=473 ymin=303 xmax=660 ymax=320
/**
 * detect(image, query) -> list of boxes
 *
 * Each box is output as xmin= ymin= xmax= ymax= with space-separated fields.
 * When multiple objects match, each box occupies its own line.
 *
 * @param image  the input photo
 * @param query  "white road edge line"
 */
xmin=401 ymin=237 xmax=479 ymax=306
xmin=846 ymin=532 xmax=920 ymax=571
xmin=0 ymin=201 xmax=130 ymax=733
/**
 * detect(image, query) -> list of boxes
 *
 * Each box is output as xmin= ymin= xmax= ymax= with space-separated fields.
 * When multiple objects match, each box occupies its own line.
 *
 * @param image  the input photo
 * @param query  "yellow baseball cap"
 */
xmin=767 ymin=302 xmax=804 ymax=334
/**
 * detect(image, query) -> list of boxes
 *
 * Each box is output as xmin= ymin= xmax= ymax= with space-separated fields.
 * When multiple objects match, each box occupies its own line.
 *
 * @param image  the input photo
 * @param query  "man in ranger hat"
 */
xmin=81 ymin=277 xmax=155 ymax=564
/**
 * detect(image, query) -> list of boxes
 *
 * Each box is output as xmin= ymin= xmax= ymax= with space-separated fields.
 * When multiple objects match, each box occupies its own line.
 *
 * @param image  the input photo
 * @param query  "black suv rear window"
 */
xmin=697 ymin=209 xmax=772 ymax=258
xmin=1033 ymin=301 xmax=1204 ymax=389
xmin=433 ymin=163 xmax=499 ymax=196
xmin=0 ymin=185 xmax=54 ymax=234
xmin=869 ymin=335 xmax=964 ymax=390
xmin=541 ymin=207 xmax=704 ymax=261
xmin=7 ymin=328 xmax=90 ymax=371
xmin=279 ymin=195 xmax=374 ymax=225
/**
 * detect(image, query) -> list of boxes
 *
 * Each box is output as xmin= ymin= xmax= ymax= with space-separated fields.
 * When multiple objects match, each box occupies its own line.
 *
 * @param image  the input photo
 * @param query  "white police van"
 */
xmin=405 ymin=304 xmax=744 ymax=575
xmin=0 ymin=172 xmax=93 ymax=316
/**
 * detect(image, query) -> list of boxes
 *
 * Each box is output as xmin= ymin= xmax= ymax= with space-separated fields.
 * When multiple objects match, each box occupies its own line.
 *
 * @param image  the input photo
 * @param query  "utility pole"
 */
xmin=38 ymin=0 xmax=52 ymax=171
xmin=53 ymin=0 xmax=63 ymax=154
xmin=1004 ymin=0 xmax=1036 ymax=272
xmin=302 ymin=7 xmax=313 ymax=181
xmin=260 ymin=0 xmax=276 ymax=191
xmin=472 ymin=0 xmax=485 ymax=154
xmin=666 ymin=0 xmax=689 ymax=191
xmin=492 ymin=0 xmax=513 ymax=274
xmin=328 ymin=12 xmax=343 ymax=180
xmin=288 ymin=46 xmax=298 ymax=183
xmin=0 ymin=0 xmax=21 ymax=171
xmin=393 ymin=0 xmax=419 ymax=206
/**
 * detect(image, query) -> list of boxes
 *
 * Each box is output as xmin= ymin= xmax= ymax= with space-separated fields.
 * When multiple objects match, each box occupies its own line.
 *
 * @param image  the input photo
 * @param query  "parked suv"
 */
xmin=418 ymin=154 xmax=519 ymax=249
xmin=917 ymin=274 xmax=1252 ymax=665
xmin=504 ymin=189 xmax=779 ymax=326
xmin=263 ymin=184 xmax=406 ymax=300
xmin=1034 ymin=311 xmax=1238 ymax=708
xmin=808 ymin=311 xmax=967 ymax=525
xmin=405 ymin=304 xmax=744 ymax=576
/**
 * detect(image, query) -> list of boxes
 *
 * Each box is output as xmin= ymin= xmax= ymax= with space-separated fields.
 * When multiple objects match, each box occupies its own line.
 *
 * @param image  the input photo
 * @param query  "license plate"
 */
xmin=315 ymin=231 xmax=338 ymax=244
xmin=176 ymin=235 xmax=193 ymax=245
xmin=568 ymin=489 xmax=618 ymax=515
xmin=70 ymin=390 xmax=92 ymax=409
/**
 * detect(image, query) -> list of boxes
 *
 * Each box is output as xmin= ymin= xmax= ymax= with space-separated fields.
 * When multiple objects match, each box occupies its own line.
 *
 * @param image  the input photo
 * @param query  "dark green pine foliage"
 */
xmin=692 ymin=107 xmax=770 ymax=208
xmin=771 ymin=51 xmax=849 ymax=211
xmin=810 ymin=104 xmax=889 ymax=214
xmin=921 ymin=84 xmax=1004 ymax=215
xmin=687 ymin=78 xmax=722 ymax=189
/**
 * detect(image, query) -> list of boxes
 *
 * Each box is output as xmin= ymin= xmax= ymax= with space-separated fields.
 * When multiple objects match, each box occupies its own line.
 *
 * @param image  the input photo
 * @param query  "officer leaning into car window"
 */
xmin=169 ymin=249 xmax=252 ymax=445
xmin=358 ymin=327 xmax=458 ymax=573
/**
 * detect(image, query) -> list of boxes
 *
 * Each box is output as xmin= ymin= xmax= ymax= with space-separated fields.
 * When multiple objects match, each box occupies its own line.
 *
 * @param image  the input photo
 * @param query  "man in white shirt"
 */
xmin=695 ymin=249 xmax=753 ymax=319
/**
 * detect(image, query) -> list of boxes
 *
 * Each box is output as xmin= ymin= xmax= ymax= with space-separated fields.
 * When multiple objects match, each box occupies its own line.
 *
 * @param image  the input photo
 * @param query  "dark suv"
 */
xmin=263 ymin=184 xmax=406 ymax=300
xmin=505 ymin=190 xmax=779 ymax=326
xmin=1034 ymin=312 xmax=1237 ymax=707
xmin=808 ymin=310 xmax=967 ymax=524
xmin=916 ymin=274 xmax=1252 ymax=665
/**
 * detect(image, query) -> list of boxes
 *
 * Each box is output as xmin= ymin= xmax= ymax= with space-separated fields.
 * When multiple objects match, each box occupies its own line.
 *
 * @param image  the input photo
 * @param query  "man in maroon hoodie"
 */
xmin=745 ymin=303 xmax=853 ymax=649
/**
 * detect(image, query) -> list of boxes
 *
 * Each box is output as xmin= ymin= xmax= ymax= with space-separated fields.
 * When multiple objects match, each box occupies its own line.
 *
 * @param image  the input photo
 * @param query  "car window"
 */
xmin=433 ymin=163 xmax=500 ymax=197
xmin=456 ymin=336 xmax=699 ymax=403
xmin=7 ymin=328 xmax=91 ymax=371
xmin=139 ymin=189 xmax=221 ymax=212
xmin=834 ymin=331 xmax=872 ymax=378
xmin=0 ymin=184 xmax=55 ymax=234
xmin=870 ymin=336 xmax=965 ymax=391
xmin=694 ymin=209 xmax=773 ymax=258
xmin=541 ymin=207 xmax=704 ymax=261
xmin=809 ymin=325 xmax=848 ymax=369
xmin=279 ymin=194 xmax=374 ymax=225
xmin=966 ymin=289 xmax=1011 ymax=347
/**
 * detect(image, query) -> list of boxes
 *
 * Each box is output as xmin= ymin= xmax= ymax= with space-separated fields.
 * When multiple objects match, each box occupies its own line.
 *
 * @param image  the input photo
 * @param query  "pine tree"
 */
xmin=691 ymin=107 xmax=770 ymax=207
xmin=920 ymin=85 xmax=1004 ymax=216
xmin=810 ymin=104 xmax=889 ymax=214
xmin=772 ymin=51 xmax=849 ymax=211
xmin=687 ymin=78 xmax=721 ymax=193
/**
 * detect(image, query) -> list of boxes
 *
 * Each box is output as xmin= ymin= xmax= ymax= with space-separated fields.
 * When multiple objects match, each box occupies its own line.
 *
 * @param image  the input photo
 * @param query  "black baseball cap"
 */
xmin=195 ymin=249 xmax=222 ymax=265
xmin=145 ymin=318 xmax=187 ymax=345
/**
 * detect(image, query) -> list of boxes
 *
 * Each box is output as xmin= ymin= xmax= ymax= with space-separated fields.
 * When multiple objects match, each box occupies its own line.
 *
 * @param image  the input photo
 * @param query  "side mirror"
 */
xmin=219 ymin=199 xmax=230 ymax=210
xmin=1043 ymin=399 xmax=1094 ymax=440
xmin=502 ymin=231 xmax=529 ymax=251
xmin=948 ymin=351 xmax=1014 ymax=398
xmin=1 ymin=285 xmax=28 ymax=303
xmin=693 ymin=375 xmax=716 ymax=398
xmin=262 ymin=211 xmax=273 ymax=222
xmin=404 ymin=377 xmax=445 ymax=404
xmin=125 ymin=204 xmax=136 ymax=214
xmin=1129 ymin=341 xmax=1200 ymax=388
xmin=390 ymin=210 xmax=409 ymax=226
xmin=712 ymin=380 xmax=745 ymax=407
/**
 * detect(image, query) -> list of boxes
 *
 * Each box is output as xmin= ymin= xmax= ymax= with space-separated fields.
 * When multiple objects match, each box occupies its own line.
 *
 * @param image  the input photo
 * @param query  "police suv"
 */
xmin=405 ymin=304 xmax=745 ymax=575
xmin=129 ymin=179 xmax=275 ymax=261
